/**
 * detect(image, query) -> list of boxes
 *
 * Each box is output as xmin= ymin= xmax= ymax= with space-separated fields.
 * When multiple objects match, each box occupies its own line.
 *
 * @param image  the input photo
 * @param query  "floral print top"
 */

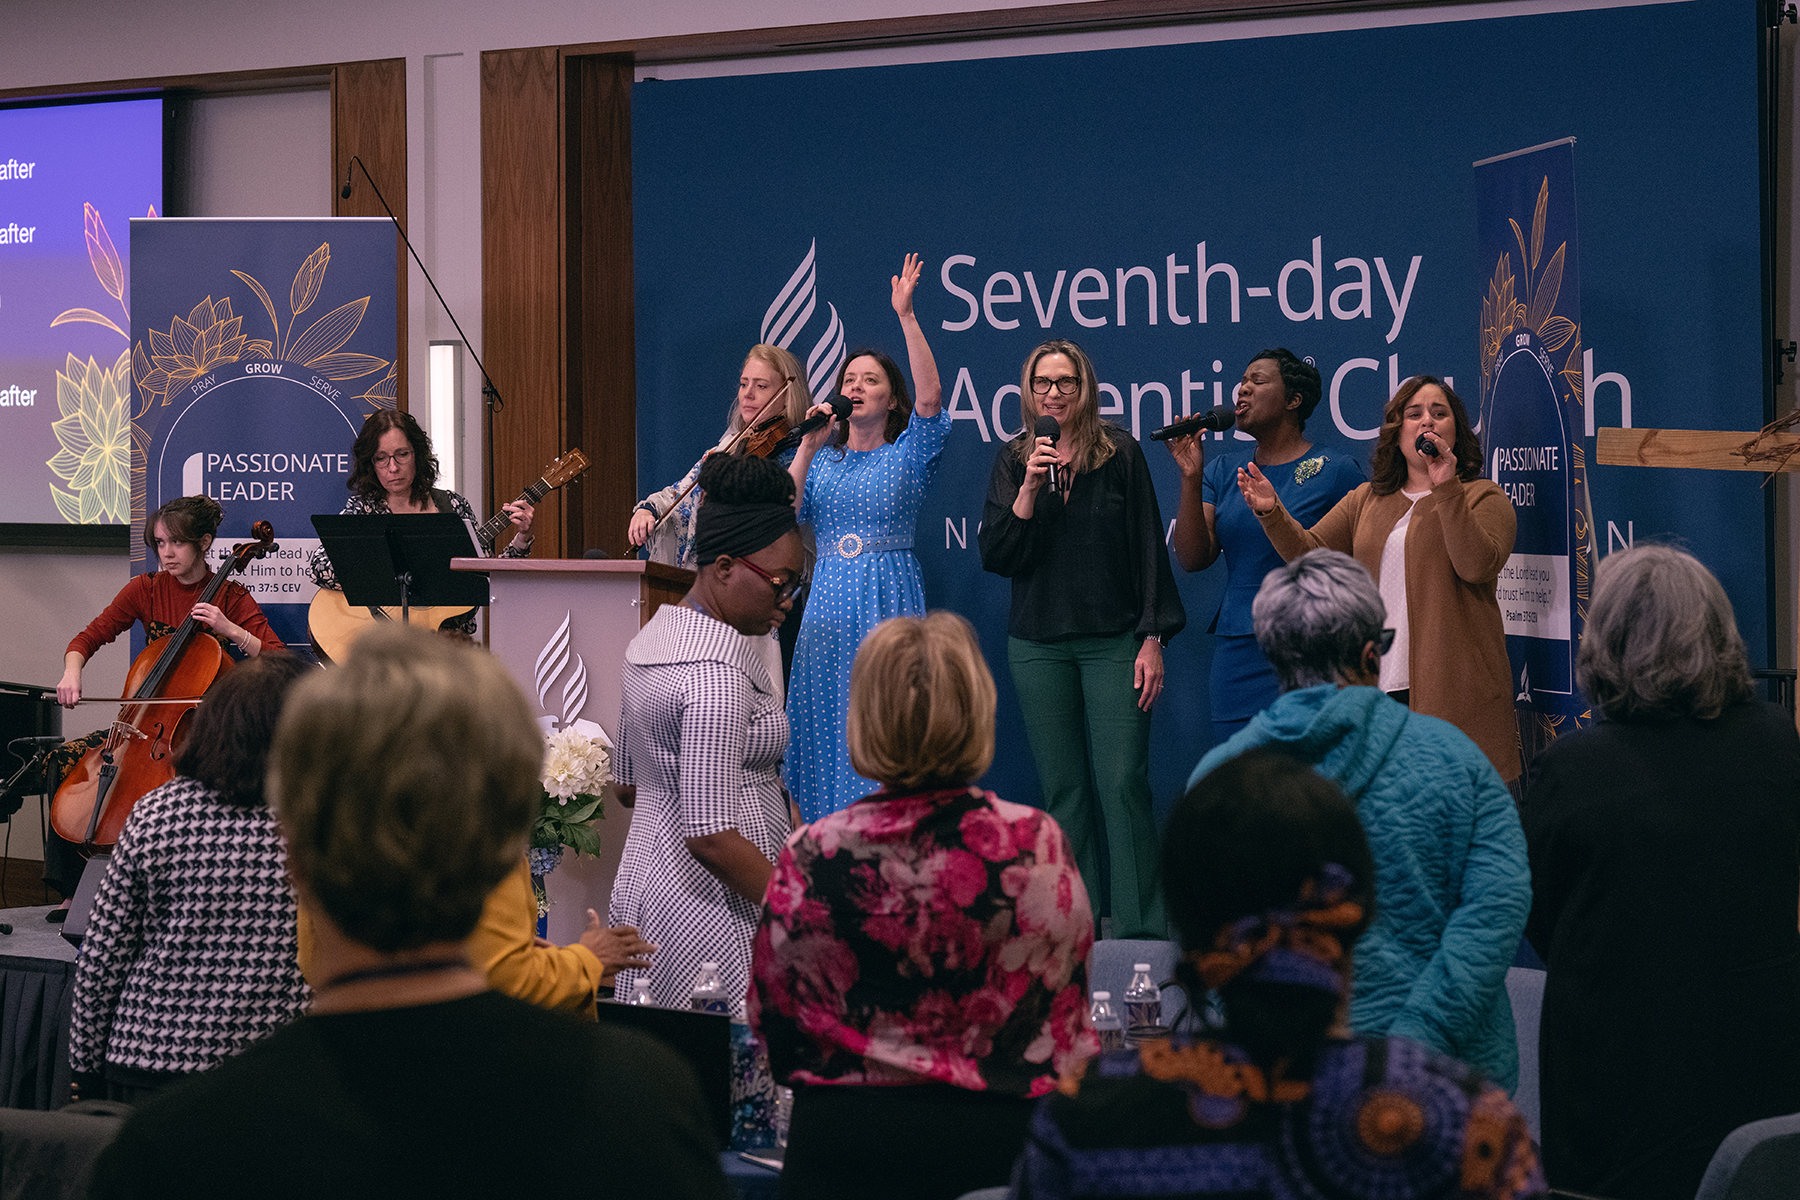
xmin=749 ymin=786 xmax=1097 ymax=1098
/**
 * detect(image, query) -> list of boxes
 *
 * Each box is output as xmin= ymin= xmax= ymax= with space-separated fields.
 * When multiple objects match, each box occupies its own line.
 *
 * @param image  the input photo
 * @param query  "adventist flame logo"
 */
xmin=762 ymin=240 xmax=846 ymax=400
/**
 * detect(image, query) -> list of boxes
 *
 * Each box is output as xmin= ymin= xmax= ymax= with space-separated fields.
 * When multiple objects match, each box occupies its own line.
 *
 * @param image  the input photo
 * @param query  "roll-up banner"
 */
xmin=128 ymin=218 xmax=400 ymax=653
xmin=1475 ymin=140 xmax=1597 ymax=754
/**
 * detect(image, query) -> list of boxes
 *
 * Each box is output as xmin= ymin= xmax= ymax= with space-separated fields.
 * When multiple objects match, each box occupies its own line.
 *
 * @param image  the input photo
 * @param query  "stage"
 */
xmin=0 ymin=904 xmax=74 ymax=1111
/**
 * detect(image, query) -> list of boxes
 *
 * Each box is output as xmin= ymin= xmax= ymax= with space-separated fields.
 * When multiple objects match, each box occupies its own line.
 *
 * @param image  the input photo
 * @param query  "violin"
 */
xmin=741 ymin=410 xmax=793 ymax=459
xmin=51 ymin=521 xmax=278 ymax=852
xmin=646 ymin=376 xmax=796 ymax=540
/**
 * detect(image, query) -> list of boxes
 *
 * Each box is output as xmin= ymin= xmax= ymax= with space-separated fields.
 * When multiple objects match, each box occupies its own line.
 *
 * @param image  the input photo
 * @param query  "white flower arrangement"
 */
xmin=542 ymin=726 xmax=612 ymax=803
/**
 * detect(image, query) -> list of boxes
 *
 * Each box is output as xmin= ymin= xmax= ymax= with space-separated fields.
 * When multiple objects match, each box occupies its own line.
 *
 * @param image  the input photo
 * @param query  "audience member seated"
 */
xmin=1188 ymin=549 xmax=1530 ymax=1089
xmin=750 ymin=612 xmax=1095 ymax=1200
xmin=69 ymin=653 xmax=311 ymax=1103
xmin=87 ymin=625 xmax=727 ymax=1200
xmin=1015 ymin=749 xmax=1544 ymax=1200
xmin=1523 ymin=544 xmax=1800 ymax=1200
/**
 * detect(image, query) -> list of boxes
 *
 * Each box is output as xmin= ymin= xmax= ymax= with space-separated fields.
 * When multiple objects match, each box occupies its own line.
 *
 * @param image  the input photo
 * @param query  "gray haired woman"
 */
xmin=1187 ymin=548 xmax=1529 ymax=1091
xmin=1522 ymin=544 xmax=1800 ymax=1200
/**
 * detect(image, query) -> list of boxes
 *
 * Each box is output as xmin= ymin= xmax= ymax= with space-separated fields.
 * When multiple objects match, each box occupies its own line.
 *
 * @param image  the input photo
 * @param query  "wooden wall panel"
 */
xmin=564 ymin=55 xmax=636 ymax=560
xmin=331 ymin=58 xmax=408 ymax=411
xmin=481 ymin=47 xmax=566 ymax=557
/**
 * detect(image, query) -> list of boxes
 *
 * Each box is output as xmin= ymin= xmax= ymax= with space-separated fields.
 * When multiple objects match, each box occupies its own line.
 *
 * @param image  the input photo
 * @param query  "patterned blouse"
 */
xmin=749 ymin=786 xmax=1097 ymax=1098
xmin=69 ymin=777 xmax=310 ymax=1075
xmin=305 ymin=487 xmax=529 ymax=636
xmin=1015 ymin=1035 xmax=1545 ymax=1200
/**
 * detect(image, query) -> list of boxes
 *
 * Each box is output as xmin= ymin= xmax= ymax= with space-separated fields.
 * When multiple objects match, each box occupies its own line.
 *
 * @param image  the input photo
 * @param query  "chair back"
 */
xmin=1504 ymin=966 xmax=1546 ymax=1143
xmin=1694 ymin=1113 xmax=1800 ymax=1200
xmin=1087 ymin=939 xmax=1187 ymax=1025
xmin=0 ymin=1100 xmax=130 ymax=1200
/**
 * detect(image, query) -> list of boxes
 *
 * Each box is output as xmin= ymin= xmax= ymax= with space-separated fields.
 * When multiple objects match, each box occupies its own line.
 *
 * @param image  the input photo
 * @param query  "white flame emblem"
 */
xmin=533 ymin=610 xmax=589 ymax=729
xmin=762 ymin=239 xmax=846 ymax=402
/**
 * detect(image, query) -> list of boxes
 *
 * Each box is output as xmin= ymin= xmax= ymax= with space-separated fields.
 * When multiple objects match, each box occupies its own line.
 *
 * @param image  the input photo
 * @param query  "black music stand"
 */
xmin=312 ymin=513 xmax=490 ymax=623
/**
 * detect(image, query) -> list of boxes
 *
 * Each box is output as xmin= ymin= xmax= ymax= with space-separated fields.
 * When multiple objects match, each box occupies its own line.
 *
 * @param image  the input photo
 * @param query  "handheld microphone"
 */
xmin=1033 ymin=415 xmax=1062 ymax=492
xmin=771 ymin=394 xmax=853 ymax=454
xmin=1149 ymin=408 xmax=1236 ymax=441
xmin=1415 ymin=433 xmax=1440 ymax=458
xmin=339 ymin=164 xmax=354 ymax=200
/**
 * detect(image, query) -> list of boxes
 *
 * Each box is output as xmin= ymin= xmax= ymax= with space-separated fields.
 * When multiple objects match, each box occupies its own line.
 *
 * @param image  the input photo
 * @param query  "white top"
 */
xmin=1378 ymin=487 xmax=1432 ymax=693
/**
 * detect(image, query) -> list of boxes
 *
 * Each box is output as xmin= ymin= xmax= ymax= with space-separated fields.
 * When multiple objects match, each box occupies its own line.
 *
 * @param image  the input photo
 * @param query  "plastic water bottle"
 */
xmin=624 ymin=975 xmax=654 ymax=1006
xmin=689 ymin=961 xmax=729 ymax=1014
xmin=1090 ymin=991 xmax=1125 ymax=1053
xmin=1123 ymin=963 xmax=1162 ymax=1031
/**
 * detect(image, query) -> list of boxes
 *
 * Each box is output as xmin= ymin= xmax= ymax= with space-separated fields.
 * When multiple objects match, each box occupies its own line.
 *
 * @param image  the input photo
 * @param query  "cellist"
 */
xmin=47 ymin=495 xmax=284 ymax=917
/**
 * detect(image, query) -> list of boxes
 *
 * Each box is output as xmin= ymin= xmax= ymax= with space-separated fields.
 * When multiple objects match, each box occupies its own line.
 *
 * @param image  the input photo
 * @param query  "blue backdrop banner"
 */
xmin=633 ymin=0 xmax=1766 ymax=815
xmin=129 ymin=218 xmax=399 ymax=652
xmin=1475 ymin=140 xmax=1596 ymax=739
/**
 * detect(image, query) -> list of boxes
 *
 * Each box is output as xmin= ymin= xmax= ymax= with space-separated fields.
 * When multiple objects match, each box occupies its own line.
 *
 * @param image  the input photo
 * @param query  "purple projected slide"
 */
xmin=0 ymin=98 xmax=162 ymax=525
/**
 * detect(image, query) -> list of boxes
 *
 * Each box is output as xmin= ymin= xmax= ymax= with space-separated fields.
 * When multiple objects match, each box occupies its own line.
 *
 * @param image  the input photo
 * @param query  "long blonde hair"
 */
xmin=1014 ymin=339 xmax=1117 ymax=474
xmin=724 ymin=344 xmax=812 ymax=436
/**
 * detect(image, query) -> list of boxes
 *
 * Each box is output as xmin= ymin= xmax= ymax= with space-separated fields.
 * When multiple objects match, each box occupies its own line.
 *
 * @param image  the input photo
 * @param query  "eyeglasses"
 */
xmin=1377 ymin=628 xmax=1397 ymax=655
xmin=1030 ymin=375 xmax=1080 ymax=396
xmin=373 ymin=449 xmax=414 ymax=468
xmin=736 ymin=556 xmax=806 ymax=602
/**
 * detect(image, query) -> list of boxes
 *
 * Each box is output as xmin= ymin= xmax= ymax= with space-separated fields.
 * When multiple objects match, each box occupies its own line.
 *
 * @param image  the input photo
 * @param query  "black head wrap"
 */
xmin=693 ymin=454 xmax=798 ymax=565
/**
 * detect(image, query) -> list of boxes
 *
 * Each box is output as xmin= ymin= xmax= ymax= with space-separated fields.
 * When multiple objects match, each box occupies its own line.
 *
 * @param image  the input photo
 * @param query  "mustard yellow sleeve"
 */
xmin=466 ymin=859 xmax=603 ymax=1020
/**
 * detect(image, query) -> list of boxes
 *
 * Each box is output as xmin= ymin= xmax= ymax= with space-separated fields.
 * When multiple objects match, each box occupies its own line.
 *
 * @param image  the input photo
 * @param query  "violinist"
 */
xmin=49 ymin=495 xmax=285 ymax=916
xmin=627 ymin=343 xmax=812 ymax=570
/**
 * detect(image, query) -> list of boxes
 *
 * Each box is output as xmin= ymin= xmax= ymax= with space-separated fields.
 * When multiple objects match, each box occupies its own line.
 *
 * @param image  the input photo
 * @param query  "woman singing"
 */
xmin=1164 ymin=348 xmax=1362 ymax=745
xmin=307 ymin=409 xmax=534 ymax=638
xmin=784 ymin=253 xmax=946 ymax=822
xmin=979 ymin=339 xmax=1185 ymax=940
xmin=1238 ymin=375 xmax=1519 ymax=782
xmin=609 ymin=454 xmax=804 ymax=1008
xmin=49 ymin=494 xmax=286 ymax=916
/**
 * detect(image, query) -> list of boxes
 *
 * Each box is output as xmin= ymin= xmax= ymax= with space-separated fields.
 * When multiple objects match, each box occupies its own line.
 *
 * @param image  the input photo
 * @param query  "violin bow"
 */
xmin=649 ymin=375 xmax=795 ymax=535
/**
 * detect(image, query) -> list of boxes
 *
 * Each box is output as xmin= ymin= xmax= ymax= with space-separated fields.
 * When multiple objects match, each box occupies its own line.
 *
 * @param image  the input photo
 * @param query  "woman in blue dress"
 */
xmin=1164 ymin=348 xmax=1363 ymax=746
xmin=785 ymin=254 xmax=946 ymax=821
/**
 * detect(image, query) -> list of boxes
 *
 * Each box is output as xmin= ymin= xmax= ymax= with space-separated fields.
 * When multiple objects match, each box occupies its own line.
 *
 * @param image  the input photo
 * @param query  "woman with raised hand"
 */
xmin=784 ymin=253 xmax=946 ymax=822
xmin=609 ymin=453 xmax=805 ymax=1010
xmin=1164 ymin=348 xmax=1363 ymax=745
xmin=979 ymin=338 xmax=1185 ymax=940
xmin=752 ymin=612 xmax=1094 ymax=1200
xmin=1238 ymin=375 xmax=1519 ymax=784
xmin=307 ymin=409 xmax=534 ymax=640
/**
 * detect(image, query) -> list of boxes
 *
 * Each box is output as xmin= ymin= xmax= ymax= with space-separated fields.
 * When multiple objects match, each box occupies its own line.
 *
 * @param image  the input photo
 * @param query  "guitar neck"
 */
xmin=477 ymin=478 xmax=551 ymax=544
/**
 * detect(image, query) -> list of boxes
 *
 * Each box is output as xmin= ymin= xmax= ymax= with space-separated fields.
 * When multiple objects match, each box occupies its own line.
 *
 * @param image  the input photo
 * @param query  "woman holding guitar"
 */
xmin=49 ymin=494 xmax=285 ymax=916
xmin=307 ymin=410 xmax=534 ymax=639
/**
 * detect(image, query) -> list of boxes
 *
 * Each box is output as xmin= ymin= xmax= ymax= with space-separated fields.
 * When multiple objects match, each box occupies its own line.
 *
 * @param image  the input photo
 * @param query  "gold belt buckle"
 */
xmin=835 ymin=533 xmax=864 ymax=559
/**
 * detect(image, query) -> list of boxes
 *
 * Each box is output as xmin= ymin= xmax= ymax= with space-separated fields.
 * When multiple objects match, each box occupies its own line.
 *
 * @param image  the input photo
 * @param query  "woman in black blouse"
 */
xmin=979 ymin=339 xmax=1185 ymax=938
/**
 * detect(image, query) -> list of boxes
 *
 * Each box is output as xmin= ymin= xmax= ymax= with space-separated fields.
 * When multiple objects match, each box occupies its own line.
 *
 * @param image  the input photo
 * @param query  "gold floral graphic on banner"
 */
xmin=1480 ymin=177 xmax=1581 ymax=412
xmin=46 ymin=350 xmax=137 ymax=525
xmin=122 ymin=241 xmax=395 ymax=555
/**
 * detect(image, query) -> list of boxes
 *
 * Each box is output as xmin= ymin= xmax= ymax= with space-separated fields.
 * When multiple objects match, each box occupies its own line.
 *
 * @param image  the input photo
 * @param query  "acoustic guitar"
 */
xmin=307 ymin=449 xmax=591 ymax=663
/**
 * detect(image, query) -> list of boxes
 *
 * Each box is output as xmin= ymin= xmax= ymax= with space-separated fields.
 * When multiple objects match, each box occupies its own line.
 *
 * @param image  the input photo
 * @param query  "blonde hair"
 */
xmin=1015 ymin=339 xmax=1117 ymax=474
xmin=847 ymin=612 xmax=996 ymax=791
xmin=726 ymin=344 xmax=812 ymax=435
xmin=270 ymin=625 xmax=542 ymax=952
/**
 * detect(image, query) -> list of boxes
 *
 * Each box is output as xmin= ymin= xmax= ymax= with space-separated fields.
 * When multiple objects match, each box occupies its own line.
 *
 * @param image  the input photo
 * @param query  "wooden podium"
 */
xmin=451 ymin=557 xmax=693 ymax=943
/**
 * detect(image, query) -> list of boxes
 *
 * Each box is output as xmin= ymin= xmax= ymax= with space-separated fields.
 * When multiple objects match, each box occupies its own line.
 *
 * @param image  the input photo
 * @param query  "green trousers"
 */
xmin=1007 ymin=633 xmax=1166 ymax=938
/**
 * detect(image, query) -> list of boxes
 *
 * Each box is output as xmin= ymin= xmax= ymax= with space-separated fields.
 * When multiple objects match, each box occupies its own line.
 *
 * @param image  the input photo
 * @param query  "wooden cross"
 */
xmin=1597 ymin=417 xmax=1800 ymax=731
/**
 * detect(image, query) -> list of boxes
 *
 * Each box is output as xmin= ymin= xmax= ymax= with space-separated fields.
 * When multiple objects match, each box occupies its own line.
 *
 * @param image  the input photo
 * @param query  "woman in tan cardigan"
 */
xmin=1237 ymin=376 xmax=1520 ymax=782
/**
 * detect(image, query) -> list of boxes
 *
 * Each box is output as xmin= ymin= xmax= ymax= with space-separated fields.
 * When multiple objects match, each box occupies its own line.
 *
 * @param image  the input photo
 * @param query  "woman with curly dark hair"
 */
xmin=1164 ymin=348 xmax=1364 ymax=745
xmin=306 ymin=409 xmax=535 ymax=637
xmin=1237 ymin=376 xmax=1519 ymax=783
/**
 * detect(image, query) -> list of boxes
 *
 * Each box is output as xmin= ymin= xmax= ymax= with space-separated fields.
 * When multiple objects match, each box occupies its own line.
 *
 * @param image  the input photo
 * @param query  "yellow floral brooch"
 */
xmin=1294 ymin=456 xmax=1326 ymax=485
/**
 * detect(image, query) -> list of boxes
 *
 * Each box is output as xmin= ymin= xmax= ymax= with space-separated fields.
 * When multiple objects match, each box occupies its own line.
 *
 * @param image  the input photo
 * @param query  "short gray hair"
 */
xmin=1578 ymin=544 xmax=1753 ymax=722
xmin=1253 ymin=549 xmax=1386 ymax=692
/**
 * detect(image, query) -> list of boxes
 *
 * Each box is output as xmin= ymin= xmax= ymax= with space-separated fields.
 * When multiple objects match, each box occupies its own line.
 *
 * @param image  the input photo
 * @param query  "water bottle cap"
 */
xmin=1133 ymin=962 xmax=1152 ymax=971
xmin=1092 ymin=991 xmax=1111 ymax=1000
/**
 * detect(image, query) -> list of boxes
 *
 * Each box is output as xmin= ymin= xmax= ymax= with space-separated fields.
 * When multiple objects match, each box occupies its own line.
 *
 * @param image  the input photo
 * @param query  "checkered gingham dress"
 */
xmin=609 ymin=603 xmax=790 ymax=1010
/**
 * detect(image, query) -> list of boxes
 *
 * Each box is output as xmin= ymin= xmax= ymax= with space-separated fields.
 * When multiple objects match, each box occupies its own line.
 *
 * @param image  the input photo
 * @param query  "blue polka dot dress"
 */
xmin=787 ymin=408 xmax=949 ymax=821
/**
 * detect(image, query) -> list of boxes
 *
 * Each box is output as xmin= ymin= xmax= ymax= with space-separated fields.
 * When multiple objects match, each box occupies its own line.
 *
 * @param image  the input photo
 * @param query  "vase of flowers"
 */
xmin=532 ymin=720 xmax=611 ymax=936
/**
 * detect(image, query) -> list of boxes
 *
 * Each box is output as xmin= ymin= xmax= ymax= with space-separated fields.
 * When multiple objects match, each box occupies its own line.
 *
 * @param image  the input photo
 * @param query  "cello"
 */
xmin=51 ymin=521 xmax=279 ymax=853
